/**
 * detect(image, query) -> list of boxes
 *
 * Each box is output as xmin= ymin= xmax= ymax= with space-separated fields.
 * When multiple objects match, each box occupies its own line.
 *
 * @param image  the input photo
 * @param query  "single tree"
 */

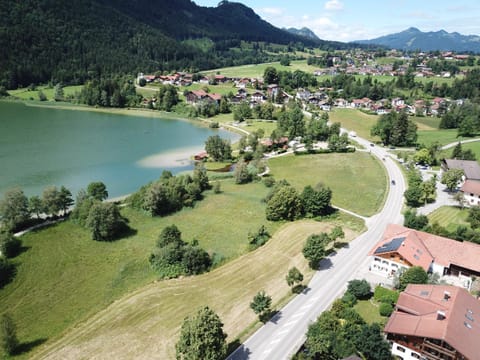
xmin=398 ymin=266 xmax=428 ymax=291
xmin=157 ymin=224 xmax=183 ymax=248
xmin=303 ymin=233 xmax=329 ymax=269
xmin=87 ymin=181 xmax=109 ymax=201
xmin=329 ymin=226 xmax=345 ymax=247
xmin=86 ymin=202 xmax=125 ymax=241
xmin=176 ymin=306 xmax=227 ymax=360
xmin=266 ymin=185 xmax=303 ymax=221
xmin=213 ymin=181 xmax=221 ymax=194
xmin=286 ymin=267 xmax=304 ymax=292
xmin=0 ymin=231 xmax=21 ymax=258
xmin=28 ymin=195 xmax=44 ymax=219
xmin=453 ymin=191 xmax=467 ymax=209
xmin=250 ymin=291 xmax=272 ymax=322
xmin=441 ymin=169 xmax=464 ymax=192
xmin=346 ymin=279 xmax=371 ymax=299
xmin=0 ymin=188 xmax=30 ymax=229
xmin=42 ymin=186 xmax=63 ymax=217
xmin=0 ymin=313 xmax=18 ymax=355
xmin=467 ymin=206 xmax=480 ymax=229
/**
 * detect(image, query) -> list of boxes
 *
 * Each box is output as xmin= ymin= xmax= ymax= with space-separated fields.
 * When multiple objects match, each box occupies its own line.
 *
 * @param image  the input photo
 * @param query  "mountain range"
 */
xmin=1 ymin=0 xmax=354 ymax=89
xmin=285 ymin=27 xmax=321 ymax=41
xmin=354 ymin=27 xmax=480 ymax=53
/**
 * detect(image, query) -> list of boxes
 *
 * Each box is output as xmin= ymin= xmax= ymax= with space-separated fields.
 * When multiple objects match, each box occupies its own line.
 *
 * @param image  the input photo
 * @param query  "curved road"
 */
xmin=228 ymin=136 xmax=406 ymax=360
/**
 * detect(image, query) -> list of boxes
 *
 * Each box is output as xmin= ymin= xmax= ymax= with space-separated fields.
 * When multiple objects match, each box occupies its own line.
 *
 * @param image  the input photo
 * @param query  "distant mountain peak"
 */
xmin=284 ymin=27 xmax=320 ymax=41
xmin=353 ymin=27 xmax=480 ymax=53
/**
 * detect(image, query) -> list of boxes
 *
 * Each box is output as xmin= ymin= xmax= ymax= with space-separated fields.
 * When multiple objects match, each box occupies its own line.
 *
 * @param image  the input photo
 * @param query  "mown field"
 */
xmin=203 ymin=59 xmax=318 ymax=78
xmin=1 ymin=151 xmax=375 ymax=358
xmin=8 ymin=85 xmax=83 ymax=101
xmin=268 ymin=152 xmax=387 ymax=217
xmin=31 ymin=220 xmax=360 ymax=360
xmin=428 ymin=205 xmax=469 ymax=232
xmin=329 ymin=108 xmax=380 ymax=141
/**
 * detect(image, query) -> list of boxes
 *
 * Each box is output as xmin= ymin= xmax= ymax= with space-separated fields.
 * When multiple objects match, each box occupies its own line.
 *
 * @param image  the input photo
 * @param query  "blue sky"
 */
xmin=193 ymin=0 xmax=480 ymax=42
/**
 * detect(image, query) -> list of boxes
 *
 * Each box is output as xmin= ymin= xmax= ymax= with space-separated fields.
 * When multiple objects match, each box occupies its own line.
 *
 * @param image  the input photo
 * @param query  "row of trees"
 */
xmin=0 ymin=185 xmax=76 ymax=232
xmin=403 ymin=168 xmax=437 ymax=207
xmin=128 ymin=165 xmax=210 ymax=216
xmin=265 ymin=180 xmax=333 ymax=221
xmin=439 ymin=102 xmax=480 ymax=137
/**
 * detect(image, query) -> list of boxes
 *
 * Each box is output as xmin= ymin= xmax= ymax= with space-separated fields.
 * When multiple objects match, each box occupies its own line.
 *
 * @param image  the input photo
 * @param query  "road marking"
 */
xmin=270 ymin=337 xmax=282 ymax=344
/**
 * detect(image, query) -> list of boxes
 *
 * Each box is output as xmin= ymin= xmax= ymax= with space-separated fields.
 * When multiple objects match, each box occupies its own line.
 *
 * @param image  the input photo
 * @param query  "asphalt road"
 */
xmin=227 ymin=136 xmax=406 ymax=360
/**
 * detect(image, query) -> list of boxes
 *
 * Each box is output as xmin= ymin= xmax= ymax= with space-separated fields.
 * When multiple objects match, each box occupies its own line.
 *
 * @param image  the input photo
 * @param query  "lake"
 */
xmin=0 ymin=101 xmax=238 ymax=198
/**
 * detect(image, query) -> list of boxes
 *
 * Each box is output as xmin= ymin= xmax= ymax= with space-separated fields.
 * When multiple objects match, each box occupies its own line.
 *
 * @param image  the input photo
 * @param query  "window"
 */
xmin=411 ymin=353 xmax=420 ymax=359
xmin=396 ymin=345 xmax=406 ymax=353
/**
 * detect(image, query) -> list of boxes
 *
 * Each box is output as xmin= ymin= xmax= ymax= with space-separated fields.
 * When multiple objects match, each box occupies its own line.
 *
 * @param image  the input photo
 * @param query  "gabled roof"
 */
xmin=443 ymin=159 xmax=480 ymax=180
xmin=461 ymin=179 xmax=480 ymax=196
xmin=369 ymin=224 xmax=480 ymax=273
xmin=384 ymin=284 xmax=480 ymax=360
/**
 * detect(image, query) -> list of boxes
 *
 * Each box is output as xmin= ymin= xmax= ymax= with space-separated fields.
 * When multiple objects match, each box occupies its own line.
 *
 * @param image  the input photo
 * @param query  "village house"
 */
xmin=384 ymin=284 xmax=480 ymax=360
xmin=185 ymin=90 xmax=221 ymax=106
xmin=368 ymin=224 xmax=480 ymax=289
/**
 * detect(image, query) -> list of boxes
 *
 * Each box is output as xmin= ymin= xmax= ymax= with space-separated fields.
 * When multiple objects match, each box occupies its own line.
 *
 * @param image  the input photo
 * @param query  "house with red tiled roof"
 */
xmin=460 ymin=180 xmax=480 ymax=206
xmin=384 ymin=284 xmax=480 ymax=360
xmin=185 ymin=90 xmax=221 ymax=106
xmin=369 ymin=224 xmax=480 ymax=289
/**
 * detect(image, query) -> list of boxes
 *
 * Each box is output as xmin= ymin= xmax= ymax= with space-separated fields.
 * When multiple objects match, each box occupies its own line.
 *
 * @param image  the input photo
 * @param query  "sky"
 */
xmin=193 ymin=0 xmax=480 ymax=42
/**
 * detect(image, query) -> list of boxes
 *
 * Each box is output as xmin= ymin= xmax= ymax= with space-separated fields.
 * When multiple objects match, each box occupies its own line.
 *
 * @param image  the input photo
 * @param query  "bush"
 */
xmin=347 ymin=279 xmax=371 ymax=300
xmin=263 ymin=177 xmax=276 ymax=188
xmin=379 ymin=302 xmax=393 ymax=317
xmin=0 ymin=232 xmax=21 ymax=258
xmin=342 ymin=291 xmax=357 ymax=306
xmin=373 ymin=286 xmax=399 ymax=305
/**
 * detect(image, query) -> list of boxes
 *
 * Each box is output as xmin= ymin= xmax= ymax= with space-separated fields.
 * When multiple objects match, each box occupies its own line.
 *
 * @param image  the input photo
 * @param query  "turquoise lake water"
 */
xmin=0 ymin=102 xmax=238 ymax=198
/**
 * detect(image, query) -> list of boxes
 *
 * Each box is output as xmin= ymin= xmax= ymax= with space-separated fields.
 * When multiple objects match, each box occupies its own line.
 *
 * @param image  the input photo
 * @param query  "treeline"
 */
xmin=0 ymin=0 xmax=329 ymax=89
xmin=439 ymin=101 xmax=480 ymax=137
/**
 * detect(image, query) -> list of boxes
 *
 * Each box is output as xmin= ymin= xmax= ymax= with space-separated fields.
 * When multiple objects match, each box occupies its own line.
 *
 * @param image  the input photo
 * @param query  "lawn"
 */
xmin=31 ymin=220 xmax=361 ymax=360
xmin=0 ymin=179 xmax=279 ymax=358
xmin=354 ymin=299 xmax=387 ymax=325
xmin=8 ymin=85 xmax=83 ymax=101
xmin=427 ymin=205 xmax=469 ymax=232
xmin=417 ymin=129 xmax=460 ymax=146
xmin=439 ymin=140 xmax=480 ymax=160
xmin=267 ymin=152 xmax=387 ymax=217
xmin=203 ymin=60 xmax=318 ymax=78
xmin=328 ymin=108 xmax=380 ymax=141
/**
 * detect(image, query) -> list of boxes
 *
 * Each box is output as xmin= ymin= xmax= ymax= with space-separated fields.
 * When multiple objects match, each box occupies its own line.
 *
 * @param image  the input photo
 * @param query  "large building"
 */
xmin=384 ymin=284 xmax=480 ymax=360
xmin=368 ymin=224 xmax=480 ymax=289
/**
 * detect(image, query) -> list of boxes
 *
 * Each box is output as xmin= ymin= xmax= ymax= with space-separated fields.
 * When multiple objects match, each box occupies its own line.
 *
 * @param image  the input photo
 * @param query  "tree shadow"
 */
xmin=334 ymin=241 xmax=349 ymax=249
xmin=292 ymin=284 xmax=307 ymax=294
xmin=318 ymin=258 xmax=333 ymax=270
xmin=13 ymin=337 xmax=48 ymax=355
xmin=226 ymin=339 xmax=251 ymax=358
xmin=301 ymin=286 xmax=311 ymax=295
xmin=269 ymin=310 xmax=282 ymax=324
xmin=259 ymin=309 xmax=277 ymax=323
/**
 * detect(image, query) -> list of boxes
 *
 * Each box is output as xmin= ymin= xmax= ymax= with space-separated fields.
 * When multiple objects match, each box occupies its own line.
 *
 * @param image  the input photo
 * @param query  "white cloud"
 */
xmin=324 ymin=0 xmax=344 ymax=11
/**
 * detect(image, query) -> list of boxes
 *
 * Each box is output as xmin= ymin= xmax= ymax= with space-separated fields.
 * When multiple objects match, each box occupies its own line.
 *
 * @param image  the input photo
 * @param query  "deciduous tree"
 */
xmin=303 ymin=233 xmax=329 ymax=269
xmin=286 ymin=267 xmax=303 ymax=291
xmin=0 ymin=314 xmax=18 ymax=356
xmin=87 ymin=181 xmax=109 ymax=201
xmin=0 ymin=188 xmax=30 ymax=229
xmin=250 ymin=291 xmax=272 ymax=322
xmin=176 ymin=307 xmax=227 ymax=360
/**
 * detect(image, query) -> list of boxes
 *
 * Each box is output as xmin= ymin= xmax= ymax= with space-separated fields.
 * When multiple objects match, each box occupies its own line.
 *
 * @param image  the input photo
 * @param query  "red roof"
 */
xmin=384 ymin=284 xmax=480 ymax=360
xmin=370 ymin=224 xmax=480 ymax=273
xmin=461 ymin=179 xmax=480 ymax=196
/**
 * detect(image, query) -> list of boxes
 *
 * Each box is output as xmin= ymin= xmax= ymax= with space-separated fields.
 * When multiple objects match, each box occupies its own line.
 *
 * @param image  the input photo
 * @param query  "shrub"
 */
xmin=379 ymin=302 xmax=394 ymax=317
xmin=347 ymin=279 xmax=371 ymax=300
xmin=342 ymin=291 xmax=357 ymax=306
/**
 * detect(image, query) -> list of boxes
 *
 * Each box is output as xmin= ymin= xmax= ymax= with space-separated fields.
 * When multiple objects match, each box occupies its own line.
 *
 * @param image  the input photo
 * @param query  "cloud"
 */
xmin=324 ymin=0 xmax=344 ymax=11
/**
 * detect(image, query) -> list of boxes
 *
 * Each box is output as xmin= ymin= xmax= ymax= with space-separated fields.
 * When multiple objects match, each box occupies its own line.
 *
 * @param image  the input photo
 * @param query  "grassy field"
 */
xmin=413 ymin=116 xmax=441 ymax=130
xmin=8 ymin=85 xmax=83 ymax=101
xmin=0 ymin=180 xmax=281 ymax=358
xmin=439 ymin=140 xmax=480 ymax=160
xmin=267 ymin=152 xmax=387 ymax=217
xmin=203 ymin=60 xmax=318 ymax=78
xmin=31 ymin=220 xmax=361 ymax=360
xmin=417 ymin=129 xmax=460 ymax=146
xmin=329 ymin=108 xmax=380 ymax=141
xmin=427 ymin=205 xmax=469 ymax=232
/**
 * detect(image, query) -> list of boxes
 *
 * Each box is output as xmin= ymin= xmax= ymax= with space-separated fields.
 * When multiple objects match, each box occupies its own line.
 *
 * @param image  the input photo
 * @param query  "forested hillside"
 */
xmin=0 ymin=0 xmax=353 ymax=89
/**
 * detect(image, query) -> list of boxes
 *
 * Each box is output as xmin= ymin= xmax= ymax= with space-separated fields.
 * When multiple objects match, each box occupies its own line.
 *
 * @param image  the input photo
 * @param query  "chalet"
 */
xmin=335 ymin=98 xmax=348 ymax=108
xmin=267 ymin=84 xmax=281 ymax=98
xmin=250 ymin=91 xmax=266 ymax=103
xmin=369 ymin=224 xmax=480 ymax=289
xmin=391 ymin=97 xmax=405 ymax=107
xmin=460 ymin=180 xmax=480 ymax=206
xmin=185 ymin=90 xmax=221 ymax=106
xmin=214 ymin=75 xmax=228 ymax=83
xmin=441 ymin=159 xmax=480 ymax=181
xmin=384 ymin=284 xmax=480 ymax=360
xmin=194 ymin=151 xmax=208 ymax=161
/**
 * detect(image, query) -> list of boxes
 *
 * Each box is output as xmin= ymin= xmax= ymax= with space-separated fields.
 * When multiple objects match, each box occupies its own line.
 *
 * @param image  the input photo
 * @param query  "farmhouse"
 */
xmin=384 ymin=284 xmax=480 ymax=360
xmin=368 ymin=224 xmax=480 ymax=289
xmin=185 ymin=90 xmax=221 ymax=106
